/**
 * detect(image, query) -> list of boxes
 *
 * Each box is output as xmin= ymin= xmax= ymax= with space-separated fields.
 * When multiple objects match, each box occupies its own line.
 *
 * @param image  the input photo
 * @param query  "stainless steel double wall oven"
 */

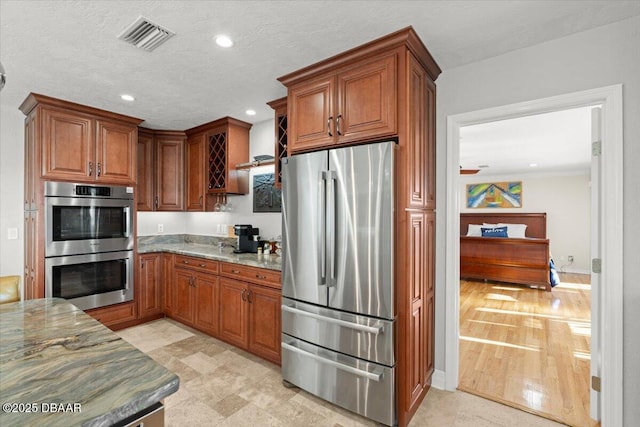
xmin=44 ymin=182 xmax=134 ymax=310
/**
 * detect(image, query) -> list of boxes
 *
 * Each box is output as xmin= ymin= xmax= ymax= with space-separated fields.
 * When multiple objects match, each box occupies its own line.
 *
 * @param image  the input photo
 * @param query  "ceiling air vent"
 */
xmin=118 ymin=16 xmax=175 ymax=52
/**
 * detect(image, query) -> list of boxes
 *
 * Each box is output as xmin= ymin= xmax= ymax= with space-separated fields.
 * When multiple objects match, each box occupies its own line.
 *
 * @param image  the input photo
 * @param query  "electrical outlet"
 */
xmin=158 ymin=224 xmax=164 ymax=233
xmin=568 ymin=255 xmax=574 ymax=263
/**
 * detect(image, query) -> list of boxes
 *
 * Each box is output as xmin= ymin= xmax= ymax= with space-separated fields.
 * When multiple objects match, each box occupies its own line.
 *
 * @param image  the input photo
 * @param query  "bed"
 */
xmin=460 ymin=213 xmax=551 ymax=291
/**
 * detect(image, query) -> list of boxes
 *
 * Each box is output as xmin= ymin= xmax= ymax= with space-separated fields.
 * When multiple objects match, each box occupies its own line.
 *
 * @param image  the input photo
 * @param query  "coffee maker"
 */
xmin=233 ymin=225 xmax=260 ymax=253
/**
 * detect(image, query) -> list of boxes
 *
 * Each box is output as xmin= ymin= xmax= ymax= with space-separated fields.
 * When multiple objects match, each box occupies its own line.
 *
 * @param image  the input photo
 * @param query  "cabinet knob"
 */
xmin=256 ymin=274 xmax=267 ymax=280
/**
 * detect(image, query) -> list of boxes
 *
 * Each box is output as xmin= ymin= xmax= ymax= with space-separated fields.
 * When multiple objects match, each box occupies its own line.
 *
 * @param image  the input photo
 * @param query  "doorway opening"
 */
xmin=456 ymin=105 xmax=595 ymax=426
xmin=443 ymin=85 xmax=623 ymax=427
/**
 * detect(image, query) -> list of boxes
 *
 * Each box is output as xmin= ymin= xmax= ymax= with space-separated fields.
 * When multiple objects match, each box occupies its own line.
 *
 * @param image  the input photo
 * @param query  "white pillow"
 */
xmin=483 ymin=223 xmax=499 ymax=228
xmin=497 ymin=223 xmax=528 ymax=239
xmin=466 ymin=224 xmax=483 ymax=237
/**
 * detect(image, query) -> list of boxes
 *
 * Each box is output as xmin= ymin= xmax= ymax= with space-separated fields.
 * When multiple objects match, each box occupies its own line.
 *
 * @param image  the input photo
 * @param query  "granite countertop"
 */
xmin=138 ymin=242 xmax=282 ymax=272
xmin=0 ymin=299 xmax=179 ymax=427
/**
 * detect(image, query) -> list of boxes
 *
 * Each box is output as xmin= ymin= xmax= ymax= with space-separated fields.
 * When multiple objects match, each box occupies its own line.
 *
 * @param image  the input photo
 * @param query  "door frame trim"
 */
xmin=443 ymin=84 xmax=623 ymax=426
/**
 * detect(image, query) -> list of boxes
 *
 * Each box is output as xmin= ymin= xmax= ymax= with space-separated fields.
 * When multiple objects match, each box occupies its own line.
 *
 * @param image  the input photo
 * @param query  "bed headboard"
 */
xmin=460 ymin=213 xmax=547 ymax=239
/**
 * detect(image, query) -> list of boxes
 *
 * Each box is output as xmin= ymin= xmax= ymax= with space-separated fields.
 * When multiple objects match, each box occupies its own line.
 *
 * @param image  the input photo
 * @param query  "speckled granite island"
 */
xmin=0 ymin=298 xmax=179 ymax=427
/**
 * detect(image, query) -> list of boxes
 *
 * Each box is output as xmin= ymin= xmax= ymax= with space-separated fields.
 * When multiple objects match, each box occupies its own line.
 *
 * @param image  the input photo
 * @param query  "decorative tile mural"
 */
xmin=253 ymin=173 xmax=282 ymax=212
xmin=466 ymin=181 xmax=522 ymax=208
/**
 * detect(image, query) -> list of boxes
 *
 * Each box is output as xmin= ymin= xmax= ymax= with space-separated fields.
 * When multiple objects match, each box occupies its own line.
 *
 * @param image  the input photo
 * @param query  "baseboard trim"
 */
xmin=431 ymin=369 xmax=446 ymax=390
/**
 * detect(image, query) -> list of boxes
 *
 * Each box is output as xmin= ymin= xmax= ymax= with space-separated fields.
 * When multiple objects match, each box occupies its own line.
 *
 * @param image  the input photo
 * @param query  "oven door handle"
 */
xmin=124 ymin=206 xmax=131 ymax=237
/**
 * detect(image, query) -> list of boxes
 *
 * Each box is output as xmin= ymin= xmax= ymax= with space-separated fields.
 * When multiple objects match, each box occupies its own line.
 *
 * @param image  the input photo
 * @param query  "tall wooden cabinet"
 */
xmin=137 ymin=129 xmax=185 ymax=211
xmin=185 ymin=117 xmax=251 ymax=212
xmin=267 ymin=97 xmax=288 ymax=189
xmin=278 ymin=27 xmax=440 ymax=427
xmin=19 ymin=93 xmax=143 ymax=300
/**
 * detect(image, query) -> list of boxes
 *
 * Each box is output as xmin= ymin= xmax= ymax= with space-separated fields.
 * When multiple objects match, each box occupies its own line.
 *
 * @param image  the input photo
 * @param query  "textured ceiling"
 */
xmin=460 ymin=106 xmax=594 ymax=177
xmin=1 ymin=0 xmax=639 ymax=131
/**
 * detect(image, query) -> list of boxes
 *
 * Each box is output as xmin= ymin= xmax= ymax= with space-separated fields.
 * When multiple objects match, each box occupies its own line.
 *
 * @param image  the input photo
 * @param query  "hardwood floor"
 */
xmin=458 ymin=273 xmax=597 ymax=427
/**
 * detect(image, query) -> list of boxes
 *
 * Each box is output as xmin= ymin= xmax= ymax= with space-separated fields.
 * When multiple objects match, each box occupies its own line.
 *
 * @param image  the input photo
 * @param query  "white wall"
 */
xmin=435 ymin=16 xmax=640 ymax=424
xmin=460 ymin=173 xmax=591 ymax=273
xmin=137 ymin=119 xmax=282 ymax=241
xmin=0 ymin=105 xmax=25 ymax=278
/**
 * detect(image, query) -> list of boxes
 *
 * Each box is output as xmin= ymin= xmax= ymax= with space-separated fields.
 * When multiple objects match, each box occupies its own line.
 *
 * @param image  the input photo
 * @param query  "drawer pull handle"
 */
xmin=182 ymin=260 xmax=189 ymax=264
xmin=256 ymin=274 xmax=267 ymax=280
xmin=241 ymin=289 xmax=247 ymax=301
xmin=281 ymin=304 xmax=384 ymax=335
xmin=199 ymin=264 xmax=206 ymax=268
xmin=281 ymin=342 xmax=383 ymax=382
xmin=231 ymin=269 xmax=240 ymax=274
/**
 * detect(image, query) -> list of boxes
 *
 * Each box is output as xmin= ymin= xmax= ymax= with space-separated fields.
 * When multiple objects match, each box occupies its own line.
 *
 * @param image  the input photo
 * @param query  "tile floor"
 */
xmin=117 ymin=318 xmax=565 ymax=427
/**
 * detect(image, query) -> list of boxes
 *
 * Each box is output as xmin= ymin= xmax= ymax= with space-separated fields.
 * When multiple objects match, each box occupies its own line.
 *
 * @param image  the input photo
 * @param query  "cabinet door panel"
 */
xmin=155 ymin=137 xmax=184 ymax=211
xmin=139 ymin=253 xmax=162 ymax=318
xmin=195 ymin=273 xmax=218 ymax=336
xmin=288 ymin=76 xmax=334 ymax=152
xmin=172 ymin=268 xmax=194 ymax=325
xmin=218 ymin=278 xmax=249 ymax=348
xmin=248 ymin=285 xmax=281 ymax=364
xmin=96 ymin=120 xmax=137 ymax=184
xmin=41 ymin=107 xmax=92 ymax=180
xmin=186 ymin=133 xmax=206 ymax=211
xmin=337 ymin=54 xmax=397 ymax=144
xmin=137 ymin=131 xmax=154 ymax=211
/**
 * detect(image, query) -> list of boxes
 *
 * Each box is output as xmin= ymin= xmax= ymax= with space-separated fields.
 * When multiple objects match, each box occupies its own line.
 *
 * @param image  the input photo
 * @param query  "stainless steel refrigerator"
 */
xmin=281 ymin=141 xmax=396 ymax=426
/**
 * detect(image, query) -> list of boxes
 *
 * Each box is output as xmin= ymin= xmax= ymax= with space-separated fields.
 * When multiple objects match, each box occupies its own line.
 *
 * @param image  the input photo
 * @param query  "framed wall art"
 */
xmin=466 ymin=181 xmax=522 ymax=208
xmin=253 ymin=173 xmax=282 ymax=212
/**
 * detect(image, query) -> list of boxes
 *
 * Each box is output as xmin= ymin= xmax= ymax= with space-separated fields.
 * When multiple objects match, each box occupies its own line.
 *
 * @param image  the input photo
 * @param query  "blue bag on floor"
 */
xmin=549 ymin=258 xmax=560 ymax=287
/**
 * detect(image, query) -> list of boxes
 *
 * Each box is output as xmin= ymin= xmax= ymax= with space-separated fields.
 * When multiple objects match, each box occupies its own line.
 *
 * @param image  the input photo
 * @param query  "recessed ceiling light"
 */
xmin=120 ymin=94 xmax=135 ymax=102
xmin=215 ymin=35 xmax=233 ymax=48
xmin=245 ymin=109 xmax=256 ymax=116
xmin=478 ymin=164 xmax=489 ymax=169
xmin=530 ymin=163 xmax=538 ymax=167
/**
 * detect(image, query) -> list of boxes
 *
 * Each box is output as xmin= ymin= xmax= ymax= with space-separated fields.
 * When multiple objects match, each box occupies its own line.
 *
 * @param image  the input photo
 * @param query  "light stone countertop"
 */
xmin=0 ymin=298 xmax=179 ymax=427
xmin=137 ymin=242 xmax=282 ymax=272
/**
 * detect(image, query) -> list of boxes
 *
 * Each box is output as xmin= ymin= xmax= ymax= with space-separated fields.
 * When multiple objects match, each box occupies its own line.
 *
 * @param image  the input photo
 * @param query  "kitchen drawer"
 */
xmin=174 ymin=254 xmax=219 ymax=273
xmin=281 ymin=335 xmax=395 ymax=426
xmin=220 ymin=262 xmax=281 ymax=289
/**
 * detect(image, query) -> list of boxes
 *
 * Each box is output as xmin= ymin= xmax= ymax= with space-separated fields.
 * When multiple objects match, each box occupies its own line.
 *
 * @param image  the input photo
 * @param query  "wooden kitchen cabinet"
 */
xmin=267 ymin=97 xmax=288 ymax=189
xmin=185 ymin=117 xmax=251 ymax=198
xmin=36 ymin=102 xmax=138 ymax=184
xmin=218 ymin=277 xmax=250 ymax=348
xmin=185 ymin=132 xmax=207 ymax=211
xmin=277 ymin=27 xmax=441 ymax=426
xmin=138 ymin=253 xmax=163 ymax=321
xmin=218 ymin=276 xmax=281 ymax=364
xmin=284 ymin=53 xmax=397 ymax=153
xmin=170 ymin=255 xmax=220 ymax=335
xmin=247 ymin=284 xmax=281 ymax=363
xmin=137 ymin=129 xmax=185 ymax=211
xmin=219 ymin=262 xmax=282 ymax=364
xmin=85 ymin=301 xmax=138 ymax=330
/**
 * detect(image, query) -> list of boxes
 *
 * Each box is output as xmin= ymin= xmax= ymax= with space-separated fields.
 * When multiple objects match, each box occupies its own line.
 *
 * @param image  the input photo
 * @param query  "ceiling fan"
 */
xmin=459 ymin=166 xmax=480 ymax=174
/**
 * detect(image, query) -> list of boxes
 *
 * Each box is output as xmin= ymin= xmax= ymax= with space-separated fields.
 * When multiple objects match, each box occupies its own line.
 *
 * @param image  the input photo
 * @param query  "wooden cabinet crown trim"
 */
xmin=278 ymin=26 xmax=441 ymax=87
xmin=185 ymin=116 xmax=252 ymax=136
xmin=19 ymin=93 xmax=143 ymax=125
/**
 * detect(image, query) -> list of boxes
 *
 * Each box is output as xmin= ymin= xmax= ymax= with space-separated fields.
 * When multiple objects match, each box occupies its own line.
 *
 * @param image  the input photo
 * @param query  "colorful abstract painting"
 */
xmin=466 ymin=181 xmax=522 ymax=208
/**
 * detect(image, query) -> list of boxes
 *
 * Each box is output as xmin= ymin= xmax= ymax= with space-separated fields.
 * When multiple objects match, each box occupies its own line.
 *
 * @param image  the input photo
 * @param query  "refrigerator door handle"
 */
xmin=318 ymin=171 xmax=327 ymax=285
xmin=281 ymin=342 xmax=383 ymax=382
xmin=327 ymin=170 xmax=337 ymax=286
xmin=282 ymin=304 xmax=384 ymax=335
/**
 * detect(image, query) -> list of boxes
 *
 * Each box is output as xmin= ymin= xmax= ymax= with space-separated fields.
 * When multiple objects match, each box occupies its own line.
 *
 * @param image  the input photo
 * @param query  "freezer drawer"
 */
xmin=281 ymin=297 xmax=394 ymax=366
xmin=281 ymin=335 xmax=395 ymax=427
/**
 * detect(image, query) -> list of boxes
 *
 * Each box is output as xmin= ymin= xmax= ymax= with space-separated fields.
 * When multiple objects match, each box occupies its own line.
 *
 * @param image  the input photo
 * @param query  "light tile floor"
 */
xmin=117 ymin=318 xmax=565 ymax=427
